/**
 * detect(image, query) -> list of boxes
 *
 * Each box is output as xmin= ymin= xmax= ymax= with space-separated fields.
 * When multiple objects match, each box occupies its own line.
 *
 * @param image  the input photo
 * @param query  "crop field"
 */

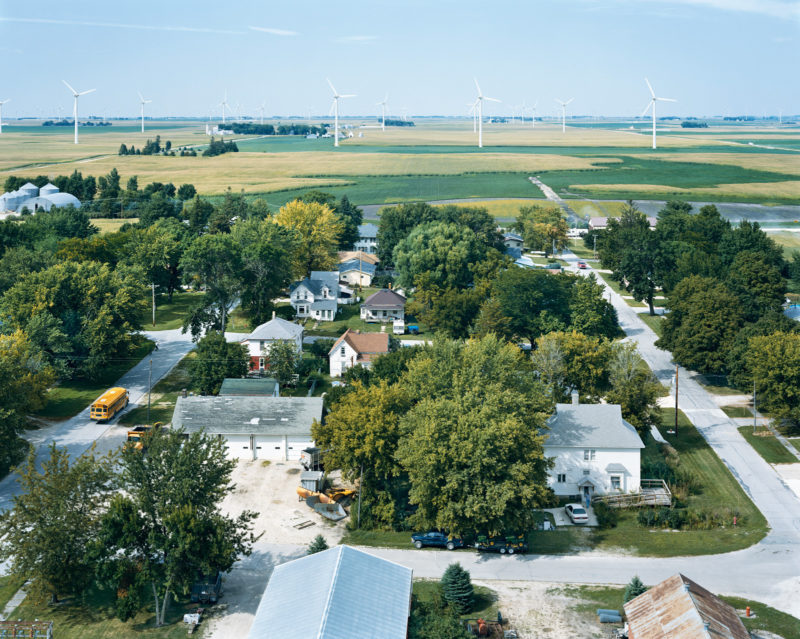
xmin=3 ymin=118 xmax=800 ymax=205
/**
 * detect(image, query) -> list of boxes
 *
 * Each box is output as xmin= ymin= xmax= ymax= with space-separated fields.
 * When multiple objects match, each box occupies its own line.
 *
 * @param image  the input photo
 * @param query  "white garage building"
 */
xmin=171 ymin=395 xmax=323 ymax=461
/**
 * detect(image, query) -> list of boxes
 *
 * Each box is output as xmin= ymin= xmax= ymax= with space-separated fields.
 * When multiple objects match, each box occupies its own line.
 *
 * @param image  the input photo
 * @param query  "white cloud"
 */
xmin=334 ymin=35 xmax=378 ymax=43
xmin=637 ymin=0 xmax=800 ymax=20
xmin=0 ymin=17 xmax=243 ymax=35
xmin=249 ymin=26 xmax=298 ymax=36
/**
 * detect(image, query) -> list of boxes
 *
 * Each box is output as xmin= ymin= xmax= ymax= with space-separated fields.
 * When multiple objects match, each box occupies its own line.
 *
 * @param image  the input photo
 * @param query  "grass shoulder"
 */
xmin=694 ymin=374 xmax=743 ymax=396
xmin=138 ymin=291 xmax=205 ymax=331
xmin=0 ymin=574 xmax=26 ymax=613
xmin=413 ymin=579 xmax=498 ymax=620
xmin=637 ymin=312 xmax=665 ymax=337
xmin=118 ymin=352 xmax=195 ymax=426
xmin=35 ymin=336 xmax=155 ymax=421
xmin=737 ymin=426 xmax=799 ymax=464
xmin=721 ymin=596 xmax=800 ymax=639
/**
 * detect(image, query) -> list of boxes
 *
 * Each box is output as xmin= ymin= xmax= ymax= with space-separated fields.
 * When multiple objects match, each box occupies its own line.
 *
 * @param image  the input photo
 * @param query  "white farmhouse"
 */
xmin=240 ymin=313 xmax=304 ymax=372
xmin=289 ymin=271 xmax=340 ymax=320
xmin=355 ymin=223 xmax=379 ymax=255
xmin=328 ymin=329 xmax=389 ymax=377
xmin=544 ymin=396 xmax=645 ymax=506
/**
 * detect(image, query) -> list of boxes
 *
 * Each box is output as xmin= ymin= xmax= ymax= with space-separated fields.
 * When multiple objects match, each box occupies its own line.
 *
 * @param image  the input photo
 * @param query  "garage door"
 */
xmin=254 ymin=435 xmax=284 ymax=460
xmin=225 ymin=434 xmax=252 ymax=460
xmin=286 ymin=438 xmax=314 ymax=461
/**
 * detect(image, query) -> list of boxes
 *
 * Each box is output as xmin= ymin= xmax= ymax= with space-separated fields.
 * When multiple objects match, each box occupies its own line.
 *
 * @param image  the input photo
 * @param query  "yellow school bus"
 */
xmin=90 ymin=387 xmax=129 ymax=422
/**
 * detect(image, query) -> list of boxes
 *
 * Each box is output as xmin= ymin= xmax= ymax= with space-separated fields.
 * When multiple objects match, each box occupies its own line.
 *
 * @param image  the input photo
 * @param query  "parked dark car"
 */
xmin=190 ymin=571 xmax=222 ymax=604
xmin=411 ymin=531 xmax=466 ymax=550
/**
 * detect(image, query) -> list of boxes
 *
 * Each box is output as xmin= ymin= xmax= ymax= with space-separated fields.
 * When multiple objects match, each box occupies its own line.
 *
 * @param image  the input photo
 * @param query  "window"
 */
xmin=557 ymin=473 xmax=566 ymax=483
xmin=583 ymin=449 xmax=596 ymax=461
xmin=583 ymin=469 xmax=590 ymax=476
xmin=340 ymin=346 xmax=346 ymax=357
xmin=611 ymin=476 xmax=621 ymax=491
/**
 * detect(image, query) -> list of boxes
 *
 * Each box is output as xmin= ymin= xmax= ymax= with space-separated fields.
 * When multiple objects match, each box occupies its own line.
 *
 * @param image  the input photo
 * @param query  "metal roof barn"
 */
xmin=247 ymin=545 xmax=412 ymax=639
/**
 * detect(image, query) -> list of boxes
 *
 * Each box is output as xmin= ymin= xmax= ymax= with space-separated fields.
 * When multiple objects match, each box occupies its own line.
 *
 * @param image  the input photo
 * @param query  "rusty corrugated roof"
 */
xmin=624 ymin=574 xmax=749 ymax=639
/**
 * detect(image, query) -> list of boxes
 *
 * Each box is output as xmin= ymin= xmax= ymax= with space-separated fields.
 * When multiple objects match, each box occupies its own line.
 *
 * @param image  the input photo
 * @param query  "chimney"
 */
xmin=571 ymin=390 xmax=580 ymax=405
xmin=272 ymin=310 xmax=276 ymax=320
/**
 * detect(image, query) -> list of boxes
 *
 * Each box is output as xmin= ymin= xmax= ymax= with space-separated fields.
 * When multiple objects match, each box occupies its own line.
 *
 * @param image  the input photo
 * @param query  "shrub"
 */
xmin=307 ymin=534 xmax=329 ymax=555
xmin=441 ymin=563 xmax=474 ymax=614
xmin=624 ymin=575 xmax=648 ymax=602
xmin=594 ymin=501 xmax=619 ymax=529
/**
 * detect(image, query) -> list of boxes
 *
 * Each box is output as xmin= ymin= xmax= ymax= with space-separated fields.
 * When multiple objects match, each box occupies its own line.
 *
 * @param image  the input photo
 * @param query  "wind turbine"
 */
xmin=63 ymin=81 xmax=96 ymax=144
xmin=327 ymin=79 xmax=355 ymax=147
xmin=555 ymin=98 xmax=573 ymax=133
xmin=138 ymin=92 xmax=151 ymax=133
xmin=0 ymin=99 xmax=9 ymax=134
xmin=641 ymin=78 xmax=676 ymax=150
xmin=467 ymin=101 xmax=478 ymax=133
xmin=474 ymin=78 xmax=500 ymax=148
xmin=376 ymin=93 xmax=388 ymax=131
xmin=258 ymin=101 xmax=266 ymax=125
xmin=219 ymin=90 xmax=230 ymax=125
xmin=531 ymin=101 xmax=538 ymax=129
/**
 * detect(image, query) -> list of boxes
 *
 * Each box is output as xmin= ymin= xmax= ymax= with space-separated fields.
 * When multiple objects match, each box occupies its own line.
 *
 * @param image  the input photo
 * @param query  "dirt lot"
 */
xmin=223 ymin=459 xmax=350 ymax=545
xmin=475 ymin=580 xmax=623 ymax=639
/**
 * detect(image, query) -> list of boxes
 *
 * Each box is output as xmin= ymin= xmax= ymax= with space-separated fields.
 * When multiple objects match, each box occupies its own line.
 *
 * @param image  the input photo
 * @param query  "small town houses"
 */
xmin=328 ymin=328 xmax=390 ymax=377
xmin=240 ymin=313 xmax=304 ymax=372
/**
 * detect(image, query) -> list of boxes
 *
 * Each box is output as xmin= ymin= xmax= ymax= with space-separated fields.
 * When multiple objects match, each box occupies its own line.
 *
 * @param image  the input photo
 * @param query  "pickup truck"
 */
xmin=190 ymin=572 xmax=222 ymax=604
xmin=411 ymin=531 xmax=466 ymax=551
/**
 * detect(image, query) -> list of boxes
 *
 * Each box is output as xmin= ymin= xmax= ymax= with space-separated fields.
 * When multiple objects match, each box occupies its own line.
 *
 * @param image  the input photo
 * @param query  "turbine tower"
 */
xmin=259 ymin=101 xmax=266 ymax=125
xmin=641 ymin=78 xmax=676 ymax=150
xmin=376 ymin=94 xmax=388 ymax=131
xmin=0 ymin=99 xmax=9 ymax=134
xmin=327 ymin=79 xmax=355 ymax=147
xmin=220 ymin=90 xmax=230 ymax=125
xmin=63 ymin=81 xmax=96 ymax=144
xmin=531 ymin=101 xmax=538 ymax=129
xmin=474 ymin=78 xmax=500 ymax=148
xmin=138 ymin=92 xmax=151 ymax=133
xmin=555 ymin=98 xmax=573 ymax=133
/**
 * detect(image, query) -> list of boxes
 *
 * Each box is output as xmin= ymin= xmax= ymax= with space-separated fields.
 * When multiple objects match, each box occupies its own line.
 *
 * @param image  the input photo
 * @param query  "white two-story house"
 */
xmin=328 ymin=329 xmax=390 ymax=377
xmin=355 ymin=223 xmax=379 ymax=255
xmin=289 ymin=271 xmax=340 ymax=321
xmin=240 ymin=313 xmax=304 ymax=372
xmin=544 ymin=395 xmax=645 ymax=506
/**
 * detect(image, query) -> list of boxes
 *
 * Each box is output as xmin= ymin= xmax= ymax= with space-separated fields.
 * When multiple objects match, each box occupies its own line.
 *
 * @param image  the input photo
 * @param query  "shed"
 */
xmin=300 ymin=470 xmax=324 ymax=492
xmin=171 ymin=395 xmax=322 ymax=461
xmin=247 ymin=545 xmax=412 ymax=639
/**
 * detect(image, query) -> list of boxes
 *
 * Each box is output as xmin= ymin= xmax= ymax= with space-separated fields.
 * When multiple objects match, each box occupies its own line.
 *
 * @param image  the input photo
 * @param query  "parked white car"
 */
xmin=565 ymin=503 xmax=589 ymax=524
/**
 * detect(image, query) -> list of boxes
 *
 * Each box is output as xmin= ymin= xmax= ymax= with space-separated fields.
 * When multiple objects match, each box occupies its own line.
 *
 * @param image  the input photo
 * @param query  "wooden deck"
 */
xmin=592 ymin=479 xmax=672 ymax=508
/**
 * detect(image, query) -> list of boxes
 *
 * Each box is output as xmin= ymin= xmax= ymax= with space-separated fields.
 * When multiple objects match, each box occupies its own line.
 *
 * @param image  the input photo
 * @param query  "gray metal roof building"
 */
xmin=247 ymin=545 xmax=412 ymax=639
xmin=546 ymin=403 xmax=644 ymax=449
xmin=171 ymin=395 xmax=322 ymax=436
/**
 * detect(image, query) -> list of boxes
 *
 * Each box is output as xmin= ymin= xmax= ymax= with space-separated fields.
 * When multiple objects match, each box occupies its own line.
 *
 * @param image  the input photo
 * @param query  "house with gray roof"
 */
xmin=247 ymin=545 xmax=412 ymax=639
xmin=171 ymin=395 xmax=322 ymax=461
xmin=503 ymin=230 xmax=524 ymax=250
xmin=360 ymin=288 xmax=406 ymax=323
xmin=290 ymin=271 xmax=340 ymax=321
xmin=219 ymin=377 xmax=279 ymax=397
xmin=339 ymin=258 xmax=377 ymax=287
xmin=355 ymin=222 xmax=379 ymax=255
xmin=240 ymin=313 xmax=304 ymax=371
xmin=544 ymin=394 xmax=645 ymax=503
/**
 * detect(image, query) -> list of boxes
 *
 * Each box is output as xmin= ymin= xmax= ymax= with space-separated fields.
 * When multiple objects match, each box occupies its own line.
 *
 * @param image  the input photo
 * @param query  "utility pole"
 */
xmin=593 ymin=234 xmax=597 ymax=259
xmin=357 ymin=463 xmax=363 ymax=529
xmin=147 ymin=356 xmax=152 ymax=424
xmin=674 ymin=363 xmax=679 ymax=437
xmin=151 ymin=283 xmax=156 ymax=327
xmin=753 ymin=379 xmax=757 ymax=434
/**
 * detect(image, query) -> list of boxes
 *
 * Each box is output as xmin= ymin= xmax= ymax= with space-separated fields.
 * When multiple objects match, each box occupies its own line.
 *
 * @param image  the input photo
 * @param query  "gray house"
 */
xmin=171 ymin=395 xmax=322 ymax=461
xmin=360 ymin=288 xmax=406 ymax=323
xmin=289 ymin=271 xmax=340 ymax=320
xmin=247 ymin=545 xmax=412 ymax=639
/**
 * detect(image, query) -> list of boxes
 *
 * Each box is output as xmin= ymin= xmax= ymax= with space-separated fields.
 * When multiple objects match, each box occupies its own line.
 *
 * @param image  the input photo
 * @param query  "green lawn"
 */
xmin=413 ymin=580 xmax=498 ymax=621
xmin=721 ymin=596 xmax=800 ymax=639
xmin=306 ymin=300 xmax=389 ymax=338
xmin=138 ymin=291 xmax=204 ymax=331
xmin=695 ymin=374 xmax=744 ymax=396
xmin=637 ymin=312 xmax=665 ymax=337
xmin=567 ymin=239 xmax=600 ymax=260
xmin=722 ymin=405 xmax=752 ymax=418
xmin=8 ymin=585 xmax=196 ymax=639
xmin=737 ymin=426 xmax=799 ymax=464
xmin=35 ymin=337 xmax=155 ymax=421
xmin=118 ymin=352 xmax=195 ymax=426
xmin=601 ymin=277 xmax=650 ymax=308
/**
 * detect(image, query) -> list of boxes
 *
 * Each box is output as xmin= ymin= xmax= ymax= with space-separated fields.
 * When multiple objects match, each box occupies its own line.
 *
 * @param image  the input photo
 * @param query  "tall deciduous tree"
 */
xmin=97 ymin=429 xmax=256 ymax=626
xmin=181 ymin=233 xmax=242 ymax=335
xmin=0 ymin=444 xmax=114 ymax=601
xmin=746 ymin=331 xmax=800 ymax=430
xmin=533 ymin=331 xmax=614 ymax=401
xmin=190 ymin=331 xmax=248 ymax=395
xmin=606 ymin=342 xmax=662 ymax=437
xmin=126 ymin=218 xmax=187 ymax=302
xmin=266 ymin=340 xmax=299 ymax=387
xmin=273 ymin=199 xmax=342 ymax=278
xmin=515 ymin=204 xmax=568 ymax=256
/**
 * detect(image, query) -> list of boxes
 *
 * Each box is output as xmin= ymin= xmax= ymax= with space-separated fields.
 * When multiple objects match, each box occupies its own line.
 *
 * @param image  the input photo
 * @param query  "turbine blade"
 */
xmin=145 ymin=100 xmax=152 ymax=104
xmin=565 ymin=98 xmax=573 ymax=105
xmin=329 ymin=99 xmax=336 ymax=117
xmin=474 ymin=78 xmax=482 ymax=97
xmin=645 ymin=77 xmax=655 ymax=98
xmin=555 ymin=98 xmax=563 ymax=105
xmin=79 ymin=89 xmax=96 ymax=96
xmin=340 ymin=94 xmax=356 ymax=98
xmin=657 ymin=97 xmax=677 ymax=102
xmin=62 ymin=80 xmax=77 ymax=95
xmin=485 ymin=97 xmax=501 ymax=103
xmin=138 ymin=91 xmax=144 ymax=102
xmin=327 ymin=78 xmax=337 ymax=95
xmin=641 ymin=102 xmax=653 ymax=118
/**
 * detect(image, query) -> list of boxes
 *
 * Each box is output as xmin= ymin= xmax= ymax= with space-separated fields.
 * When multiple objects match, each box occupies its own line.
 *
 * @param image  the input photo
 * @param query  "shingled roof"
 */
xmin=329 ymin=328 xmax=389 ymax=362
xmin=362 ymin=289 xmax=406 ymax=310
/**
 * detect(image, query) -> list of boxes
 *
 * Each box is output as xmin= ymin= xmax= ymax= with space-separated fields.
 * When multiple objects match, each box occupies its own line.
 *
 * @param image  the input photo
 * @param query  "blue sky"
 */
xmin=1 ymin=0 xmax=798 ymax=119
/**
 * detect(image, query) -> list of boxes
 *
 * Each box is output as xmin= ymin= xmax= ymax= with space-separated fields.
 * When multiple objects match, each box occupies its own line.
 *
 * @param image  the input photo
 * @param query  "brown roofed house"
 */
xmin=624 ymin=574 xmax=749 ymax=639
xmin=338 ymin=250 xmax=380 ymax=266
xmin=328 ymin=328 xmax=390 ymax=377
xmin=360 ymin=288 xmax=406 ymax=324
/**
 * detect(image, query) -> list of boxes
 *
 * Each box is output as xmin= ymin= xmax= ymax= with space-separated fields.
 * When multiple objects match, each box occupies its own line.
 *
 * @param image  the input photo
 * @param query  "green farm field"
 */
xmin=3 ymin=119 xmax=800 ymax=204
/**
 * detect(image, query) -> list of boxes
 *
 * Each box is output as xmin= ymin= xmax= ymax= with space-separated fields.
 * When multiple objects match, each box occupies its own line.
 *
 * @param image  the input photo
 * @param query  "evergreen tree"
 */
xmin=440 ymin=563 xmax=473 ymax=614
xmin=307 ymin=535 xmax=329 ymax=555
xmin=624 ymin=575 xmax=648 ymax=602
